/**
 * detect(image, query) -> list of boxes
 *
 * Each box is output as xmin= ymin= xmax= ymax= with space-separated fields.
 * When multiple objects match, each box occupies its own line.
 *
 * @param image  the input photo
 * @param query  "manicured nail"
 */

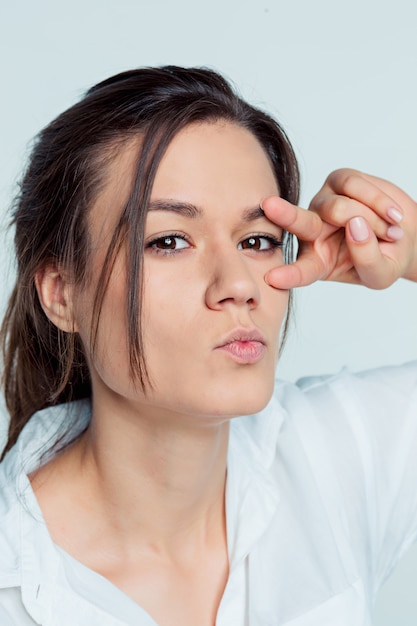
xmin=387 ymin=207 xmax=403 ymax=223
xmin=349 ymin=217 xmax=369 ymax=242
xmin=387 ymin=225 xmax=404 ymax=240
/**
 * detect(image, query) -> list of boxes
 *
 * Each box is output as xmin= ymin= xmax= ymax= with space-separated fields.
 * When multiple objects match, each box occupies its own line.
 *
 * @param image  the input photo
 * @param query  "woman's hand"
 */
xmin=263 ymin=169 xmax=417 ymax=290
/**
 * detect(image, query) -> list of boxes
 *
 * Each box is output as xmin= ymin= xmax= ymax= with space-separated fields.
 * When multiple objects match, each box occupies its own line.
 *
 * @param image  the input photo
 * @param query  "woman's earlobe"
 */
xmin=35 ymin=264 xmax=79 ymax=332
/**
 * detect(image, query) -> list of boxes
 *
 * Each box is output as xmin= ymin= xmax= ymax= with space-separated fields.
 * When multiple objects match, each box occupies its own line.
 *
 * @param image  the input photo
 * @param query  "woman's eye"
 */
xmin=146 ymin=234 xmax=191 ymax=254
xmin=238 ymin=235 xmax=281 ymax=251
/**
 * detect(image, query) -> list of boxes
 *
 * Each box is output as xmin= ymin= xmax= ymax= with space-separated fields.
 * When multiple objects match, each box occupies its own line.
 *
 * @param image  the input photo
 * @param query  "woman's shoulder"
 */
xmin=0 ymin=459 xmax=23 ymax=588
xmin=233 ymin=360 xmax=417 ymax=459
xmin=275 ymin=359 xmax=417 ymax=414
xmin=267 ymin=359 xmax=417 ymax=485
xmin=0 ymin=399 xmax=91 ymax=583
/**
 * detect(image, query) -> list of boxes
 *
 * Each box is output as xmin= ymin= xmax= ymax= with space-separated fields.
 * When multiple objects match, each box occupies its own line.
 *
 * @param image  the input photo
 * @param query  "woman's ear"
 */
xmin=35 ymin=264 xmax=79 ymax=333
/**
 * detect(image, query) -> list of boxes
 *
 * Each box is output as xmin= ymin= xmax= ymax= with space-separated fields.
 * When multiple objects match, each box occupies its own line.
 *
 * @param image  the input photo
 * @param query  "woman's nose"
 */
xmin=204 ymin=247 xmax=261 ymax=311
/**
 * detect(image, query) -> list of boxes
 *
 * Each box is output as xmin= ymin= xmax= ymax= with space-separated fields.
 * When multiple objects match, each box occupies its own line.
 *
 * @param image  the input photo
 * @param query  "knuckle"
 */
xmin=330 ymin=196 xmax=350 ymax=221
xmin=339 ymin=172 xmax=360 ymax=197
xmin=311 ymin=193 xmax=355 ymax=225
xmin=326 ymin=168 xmax=357 ymax=190
xmin=316 ymin=195 xmax=351 ymax=223
xmin=371 ymin=188 xmax=390 ymax=207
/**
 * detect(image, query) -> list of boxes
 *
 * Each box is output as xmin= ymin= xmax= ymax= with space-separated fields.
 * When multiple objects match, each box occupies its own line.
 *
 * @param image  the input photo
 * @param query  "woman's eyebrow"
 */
xmin=148 ymin=200 xmax=266 ymax=222
xmin=242 ymin=206 xmax=265 ymax=222
xmin=147 ymin=199 xmax=203 ymax=218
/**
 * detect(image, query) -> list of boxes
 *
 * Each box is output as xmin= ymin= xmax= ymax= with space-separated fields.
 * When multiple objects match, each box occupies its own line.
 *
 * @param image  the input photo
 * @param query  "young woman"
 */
xmin=0 ymin=66 xmax=416 ymax=626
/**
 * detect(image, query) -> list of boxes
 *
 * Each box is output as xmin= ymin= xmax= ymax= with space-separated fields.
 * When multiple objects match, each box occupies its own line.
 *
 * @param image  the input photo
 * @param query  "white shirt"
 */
xmin=1 ymin=362 xmax=417 ymax=625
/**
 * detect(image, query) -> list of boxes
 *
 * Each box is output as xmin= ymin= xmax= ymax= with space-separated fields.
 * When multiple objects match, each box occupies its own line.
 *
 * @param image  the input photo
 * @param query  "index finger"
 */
xmin=266 ymin=247 xmax=327 ymax=289
xmin=261 ymin=196 xmax=323 ymax=242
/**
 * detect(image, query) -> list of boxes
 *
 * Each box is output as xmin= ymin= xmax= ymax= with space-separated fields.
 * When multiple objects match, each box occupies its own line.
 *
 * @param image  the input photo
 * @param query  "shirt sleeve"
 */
xmin=296 ymin=361 xmax=417 ymax=596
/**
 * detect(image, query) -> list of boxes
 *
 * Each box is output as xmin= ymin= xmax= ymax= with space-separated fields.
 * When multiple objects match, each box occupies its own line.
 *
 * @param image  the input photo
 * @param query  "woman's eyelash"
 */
xmin=145 ymin=233 xmax=191 ymax=255
xmin=145 ymin=232 xmax=283 ymax=256
xmin=238 ymin=233 xmax=283 ymax=251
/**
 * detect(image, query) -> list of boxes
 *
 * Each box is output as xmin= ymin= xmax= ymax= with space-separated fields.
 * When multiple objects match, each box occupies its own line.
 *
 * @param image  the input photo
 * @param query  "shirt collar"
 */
xmin=0 ymin=401 xmax=91 ymax=622
xmin=226 ymin=393 xmax=285 ymax=569
xmin=229 ymin=391 xmax=285 ymax=470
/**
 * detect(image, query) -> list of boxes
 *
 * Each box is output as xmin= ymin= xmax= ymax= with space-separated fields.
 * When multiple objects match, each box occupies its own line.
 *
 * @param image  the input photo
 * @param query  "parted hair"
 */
xmin=0 ymin=65 xmax=300 ymax=459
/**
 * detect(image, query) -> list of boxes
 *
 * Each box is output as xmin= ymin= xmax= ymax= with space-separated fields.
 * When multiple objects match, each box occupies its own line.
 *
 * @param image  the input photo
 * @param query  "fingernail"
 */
xmin=349 ymin=217 xmax=369 ymax=242
xmin=387 ymin=225 xmax=404 ymax=240
xmin=387 ymin=207 xmax=403 ymax=223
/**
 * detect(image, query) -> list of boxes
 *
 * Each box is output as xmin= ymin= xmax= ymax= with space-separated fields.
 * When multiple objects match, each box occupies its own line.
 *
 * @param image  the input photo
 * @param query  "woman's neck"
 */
xmin=32 ymin=391 xmax=230 ymax=559
xmin=84 ymin=398 xmax=229 ymax=548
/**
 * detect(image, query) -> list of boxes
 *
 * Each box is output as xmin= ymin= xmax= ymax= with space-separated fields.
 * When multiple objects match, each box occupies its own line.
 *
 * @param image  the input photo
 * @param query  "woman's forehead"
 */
xmin=88 ymin=121 xmax=278 ymax=241
xmin=151 ymin=121 xmax=278 ymax=203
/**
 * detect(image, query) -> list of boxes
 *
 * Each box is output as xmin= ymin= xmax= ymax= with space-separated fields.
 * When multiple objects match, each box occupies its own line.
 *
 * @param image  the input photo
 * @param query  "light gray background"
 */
xmin=1 ymin=1 xmax=416 ymax=623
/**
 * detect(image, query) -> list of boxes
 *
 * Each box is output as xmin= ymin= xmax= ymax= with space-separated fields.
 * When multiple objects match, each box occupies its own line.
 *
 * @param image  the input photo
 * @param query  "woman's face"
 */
xmin=77 ymin=121 xmax=289 ymax=422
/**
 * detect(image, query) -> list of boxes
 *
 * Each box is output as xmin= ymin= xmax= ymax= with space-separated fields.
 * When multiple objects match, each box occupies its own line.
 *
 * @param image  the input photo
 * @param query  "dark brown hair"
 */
xmin=0 ymin=66 xmax=300 ymax=459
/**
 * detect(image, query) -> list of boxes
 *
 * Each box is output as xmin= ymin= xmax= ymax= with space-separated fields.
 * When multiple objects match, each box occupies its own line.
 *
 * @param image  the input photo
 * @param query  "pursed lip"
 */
xmin=215 ymin=327 xmax=267 ymax=349
xmin=214 ymin=328 xmax=267 ymax=364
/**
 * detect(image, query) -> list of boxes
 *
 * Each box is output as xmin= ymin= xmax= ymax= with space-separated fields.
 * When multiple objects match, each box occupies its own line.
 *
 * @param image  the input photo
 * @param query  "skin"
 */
xmin=33 ymin=121 xmax=291 ymax=626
